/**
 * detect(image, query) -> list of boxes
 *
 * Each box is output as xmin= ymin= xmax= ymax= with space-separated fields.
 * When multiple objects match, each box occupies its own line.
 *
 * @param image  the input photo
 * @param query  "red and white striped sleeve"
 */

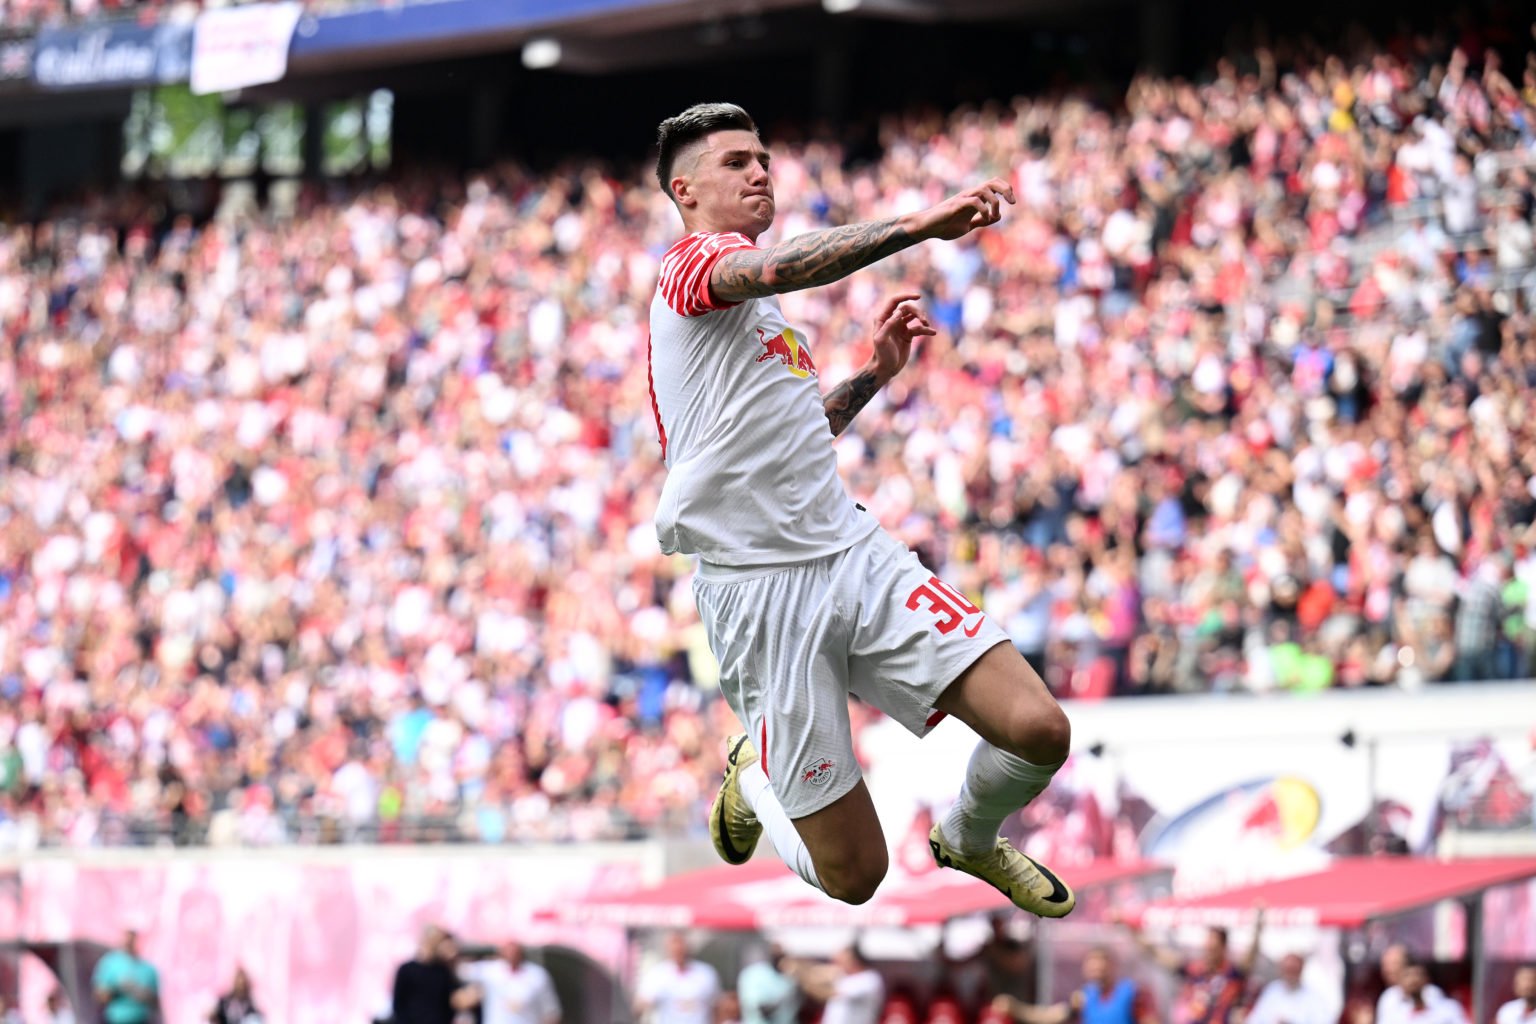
xmin=656 ymin=231 xmax=758 ymax=317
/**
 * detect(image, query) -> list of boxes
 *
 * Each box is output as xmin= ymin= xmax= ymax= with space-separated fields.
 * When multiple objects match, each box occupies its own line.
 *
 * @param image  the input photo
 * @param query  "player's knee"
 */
xmin=819 ymin=847 xmax=887 ymax=905
xmin=1002 ymin=696 xmax=1071 ymax=765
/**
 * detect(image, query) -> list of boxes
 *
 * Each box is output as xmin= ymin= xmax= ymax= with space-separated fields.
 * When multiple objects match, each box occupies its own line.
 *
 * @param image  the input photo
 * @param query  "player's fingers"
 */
xmin=989 ymin=177 xmax=1017 ymax=204
xmin=878 ymin=292 xmax=922 ymax=325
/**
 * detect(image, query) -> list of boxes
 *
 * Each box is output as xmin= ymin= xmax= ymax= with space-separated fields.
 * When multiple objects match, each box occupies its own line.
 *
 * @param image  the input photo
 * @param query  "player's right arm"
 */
xmin=710 ymin=178 xmax=1015 ymax=302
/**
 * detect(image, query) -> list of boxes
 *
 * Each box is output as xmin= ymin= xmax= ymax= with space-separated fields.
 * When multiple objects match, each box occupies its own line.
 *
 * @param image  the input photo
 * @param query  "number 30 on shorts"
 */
xmin=905 ymin=576 xmax=984 ymax=635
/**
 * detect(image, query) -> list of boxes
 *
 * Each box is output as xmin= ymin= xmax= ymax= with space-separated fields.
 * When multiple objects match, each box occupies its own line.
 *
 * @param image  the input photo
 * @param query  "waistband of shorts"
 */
xmin=693 ymin=556 xmax=816 ymax=583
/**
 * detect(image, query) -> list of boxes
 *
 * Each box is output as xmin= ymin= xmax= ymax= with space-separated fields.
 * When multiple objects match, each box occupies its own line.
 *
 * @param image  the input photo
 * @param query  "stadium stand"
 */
xmin=0 ymin=16 xmax=1534 ymax=853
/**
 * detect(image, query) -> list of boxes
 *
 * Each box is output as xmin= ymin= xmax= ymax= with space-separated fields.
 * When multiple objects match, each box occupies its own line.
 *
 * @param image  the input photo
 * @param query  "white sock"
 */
xmin=739 ymin=761 xmax=823 ymax=892
xmin=941 ymin=741 xmax=1062 ymax=857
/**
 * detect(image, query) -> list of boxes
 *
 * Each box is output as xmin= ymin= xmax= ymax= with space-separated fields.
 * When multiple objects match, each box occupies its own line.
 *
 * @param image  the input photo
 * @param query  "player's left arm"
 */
xmin=823 ymin=292 xmax=934 ymax=437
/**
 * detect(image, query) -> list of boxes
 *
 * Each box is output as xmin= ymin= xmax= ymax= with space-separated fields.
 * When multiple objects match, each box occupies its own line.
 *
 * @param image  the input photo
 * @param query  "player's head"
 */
xmin=502 ymin=941 xmax=525 ymax=967
xmin=1381 ymin=943 xmax=1410 ymax=984
xmin=418 ymin=924 xmax=445 ymax=960
xmin=1083 ymin=947 xmax=1112 ymax=984
xmin=833 ymin=944 xmax=869 ymax=974
xmin=655 ymin=102 xmax=774 ymax=238
xmin=1514 ymin=965 xmax=1536 ymax=1001
xmin=123 ymin=929 xmax=140 ymax=956
xmin=1399 ymin=954 xmax=1429 ymax=997
xmin=1203 ymin=926 xmax=1229 ymax=966
xmin=1280 ymin=954 xmax=1305 ymax=985
xmin=665 ymin=929 xmax=690 ymax=965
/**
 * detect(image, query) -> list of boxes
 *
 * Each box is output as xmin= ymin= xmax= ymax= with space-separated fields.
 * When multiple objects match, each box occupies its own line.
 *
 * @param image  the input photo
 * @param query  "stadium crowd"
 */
xmin=1 ymin=21 xmax=1536 ymax=849
xmin=0 ymin=0 xmax=367 ymax=33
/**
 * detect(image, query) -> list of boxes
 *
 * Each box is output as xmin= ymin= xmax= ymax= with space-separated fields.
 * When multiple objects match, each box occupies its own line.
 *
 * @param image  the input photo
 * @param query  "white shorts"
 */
xmin=692 ymin=527 xmax=1011 ymax=819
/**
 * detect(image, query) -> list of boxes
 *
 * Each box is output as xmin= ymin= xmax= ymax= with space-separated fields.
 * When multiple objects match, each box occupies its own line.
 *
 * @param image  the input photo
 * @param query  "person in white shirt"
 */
xmin=1388 ymin=958 xmax=1466 ymax=1024
xmin=459 ymin=942 xmax=560 ymax=1024
xmin=635 ymin=932 xmax=720 ymax=1024
xmin=1377 ymin=946 xmax=1450 ymax=1024
xmin=786 ymin=947 xmax=884 ymax=1024
xmin=1249 ymin=954 xmax=1331 ymax=1024
xmin=1495 ymin=966 xmax=1536 ymax=1024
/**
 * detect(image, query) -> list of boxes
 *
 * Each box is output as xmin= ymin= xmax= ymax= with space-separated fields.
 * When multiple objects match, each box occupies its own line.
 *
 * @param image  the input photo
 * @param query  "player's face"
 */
xmin=1515 ymin=967 xmax=1536 ymax=1000
xmin=681 ymin=129 xmax=775 ymax=236
xmin=1083 ymin=951 xmax=1109 ymax=984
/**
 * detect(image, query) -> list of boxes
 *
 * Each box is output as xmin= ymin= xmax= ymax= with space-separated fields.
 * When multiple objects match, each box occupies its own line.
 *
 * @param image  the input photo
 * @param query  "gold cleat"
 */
xmin=929 ymin=823 xmax=1076 ymax=918
xmin=709 ymin=734 xmax=763 ymax=865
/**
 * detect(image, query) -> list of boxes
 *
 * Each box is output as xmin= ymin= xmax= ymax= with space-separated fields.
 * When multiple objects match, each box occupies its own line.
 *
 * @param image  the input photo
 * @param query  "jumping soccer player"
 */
xmin=648 ymin=102 xmax=1074 ymax=917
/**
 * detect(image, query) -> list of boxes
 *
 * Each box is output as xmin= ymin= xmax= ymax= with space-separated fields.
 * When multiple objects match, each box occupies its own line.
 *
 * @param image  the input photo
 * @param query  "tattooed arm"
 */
xmin=823 ymin=365 xmax=884 ymax=438
xmin=824 ymin=293 xmax=936 ymax=437
xmin=710 ymin=177 xmax=1015 ymax=303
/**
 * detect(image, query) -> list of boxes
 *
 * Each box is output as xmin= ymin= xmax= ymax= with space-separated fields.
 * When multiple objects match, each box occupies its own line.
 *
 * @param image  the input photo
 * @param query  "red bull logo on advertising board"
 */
xmin=755 ymin=326 xmax=817 ymax=378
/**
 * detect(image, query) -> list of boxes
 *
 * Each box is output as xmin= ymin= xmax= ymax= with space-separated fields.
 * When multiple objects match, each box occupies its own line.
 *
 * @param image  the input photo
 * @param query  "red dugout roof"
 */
xmin=541 ymin=858 xmax=1165 ymax=930
xmin=1134 ymin=857 xmax=1536 ymax=930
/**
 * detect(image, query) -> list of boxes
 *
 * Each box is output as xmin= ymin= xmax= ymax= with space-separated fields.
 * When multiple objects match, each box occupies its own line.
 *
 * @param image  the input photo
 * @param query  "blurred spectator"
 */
xmin=391 ymin=926 xmax=464 ymax=1024
xmin=992 ymin=947 xmax=1153 ymax=1024
xmin=737 ymin=943 xmax=800 ymax=1024
xmin=91 ymin=929 xmax=160 ymax=1024
xmin=209 ymin=967 xmax=261 ymax=1024
xmin=783 ymin=946 xmax=884 ymax=1024
xmin=635 ymin=931 xmax=720 ymax=1024
xmin=1495 ymin=966 xmax=1536 ymax=1024
xmin=1388 ymin=956 xmax=1466 ymax=1024
xmin=46 ymin=988 xmax=77 ymax=1024
xmin=1119 ymin=916 xmax=1262 ymax=1024
xmin=457 ymin=941 xmax=559 ymax=1024
xmin=1248 ymin=954 xmax=1330 ymax=1024
xmin=715 ymin=989 xmax=743 ymax=1024
xmin=1377 ymin=945 xmax=1450 ymax=1024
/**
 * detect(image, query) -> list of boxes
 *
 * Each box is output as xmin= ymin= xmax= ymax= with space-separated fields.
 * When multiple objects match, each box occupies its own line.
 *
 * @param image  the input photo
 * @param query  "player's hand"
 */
xmin=907 ymin=178 xmax=1015 ymax=241
xmin=869 ymin=293 xmax=935 ymax=382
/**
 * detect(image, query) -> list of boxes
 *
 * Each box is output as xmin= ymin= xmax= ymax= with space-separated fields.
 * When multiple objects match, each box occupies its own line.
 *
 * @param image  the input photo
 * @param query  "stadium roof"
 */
xmin=1133 ymin=857 xmax=1536 ymax=930
xmin=539 ymin=857 xmax=1165 ymax=929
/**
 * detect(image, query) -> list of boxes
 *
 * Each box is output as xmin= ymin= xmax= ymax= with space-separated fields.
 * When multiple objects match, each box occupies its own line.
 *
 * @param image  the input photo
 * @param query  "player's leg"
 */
xmin=757 ymin=772 xmax=888 ymax=905
xmin=931 ymin=639 xmax=1071 ymax=853
xmin=695 ymin=555 xmax=887 ymax=904
xmin=847 ymin=530 xmax=1074 ymax=917
xmin=718 ymin=702 xmax=887 ymax=905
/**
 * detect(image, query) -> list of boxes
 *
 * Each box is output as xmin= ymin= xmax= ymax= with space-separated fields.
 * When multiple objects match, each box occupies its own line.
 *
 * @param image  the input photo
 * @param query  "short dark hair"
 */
xmin=655 ymin=102 xmax=759 ymax=198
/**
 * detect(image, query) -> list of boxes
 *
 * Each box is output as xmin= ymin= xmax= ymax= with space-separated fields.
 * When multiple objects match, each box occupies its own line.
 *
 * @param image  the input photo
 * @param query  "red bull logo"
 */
xmin=755 ymin=327 xmax=817 ymax=378
xmin=801 ymin=757 xmax=836 ymax=786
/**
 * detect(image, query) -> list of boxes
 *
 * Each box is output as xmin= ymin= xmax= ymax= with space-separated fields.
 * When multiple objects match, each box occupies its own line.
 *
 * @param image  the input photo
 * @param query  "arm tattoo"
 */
xmin=822 ymin=367 xmax=883 ymax=437
xmin=713 ymin=218 xmax=916 ymax=302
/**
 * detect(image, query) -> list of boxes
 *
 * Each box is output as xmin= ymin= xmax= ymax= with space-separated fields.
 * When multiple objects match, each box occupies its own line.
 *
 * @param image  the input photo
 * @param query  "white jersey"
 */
xmin=461 ymin=959 xmax=560 ymax=1024
xmin=822 ymin=968 xmax=885 ymax=1024
xmin=637 ymin=959 xmax=720 ymax=1024
xmin=1496 ymin=1000 xmax=1536 ymax=1024
xmin=649 ymin=231 xmax=875 ymax=566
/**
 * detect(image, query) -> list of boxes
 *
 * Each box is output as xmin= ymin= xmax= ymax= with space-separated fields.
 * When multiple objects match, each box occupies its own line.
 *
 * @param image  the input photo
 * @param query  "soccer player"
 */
xmin=647 ymin=102 xmax=1073 ymax=917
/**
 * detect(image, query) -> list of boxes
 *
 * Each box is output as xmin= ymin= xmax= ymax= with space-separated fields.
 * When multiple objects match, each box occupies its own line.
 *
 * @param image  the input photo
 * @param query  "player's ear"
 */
xmin=671 ymin=174 xmax=697 ymax=208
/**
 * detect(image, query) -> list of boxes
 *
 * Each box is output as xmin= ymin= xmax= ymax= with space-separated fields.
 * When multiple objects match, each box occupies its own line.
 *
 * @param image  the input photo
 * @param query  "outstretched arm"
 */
xmin=712 ymin=178 xmax=1015 ymax=303
xmin=823 ymin=293 xmax=934 ymax=436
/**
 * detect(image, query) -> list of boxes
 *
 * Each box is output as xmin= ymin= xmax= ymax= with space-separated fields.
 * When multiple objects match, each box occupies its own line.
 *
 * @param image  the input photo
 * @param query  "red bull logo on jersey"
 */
xmin=755 ymin=326 xmax=818 ymax=378
xmin=801 ymin=757 xmax=836 ymax=786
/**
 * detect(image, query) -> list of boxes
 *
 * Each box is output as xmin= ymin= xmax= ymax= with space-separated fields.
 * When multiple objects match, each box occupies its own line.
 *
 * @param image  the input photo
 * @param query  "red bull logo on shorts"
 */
xmin=801 ymin=757 xmax=836 ymax=786
xmin=755 ymin=326 xmax=818 ymax=378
